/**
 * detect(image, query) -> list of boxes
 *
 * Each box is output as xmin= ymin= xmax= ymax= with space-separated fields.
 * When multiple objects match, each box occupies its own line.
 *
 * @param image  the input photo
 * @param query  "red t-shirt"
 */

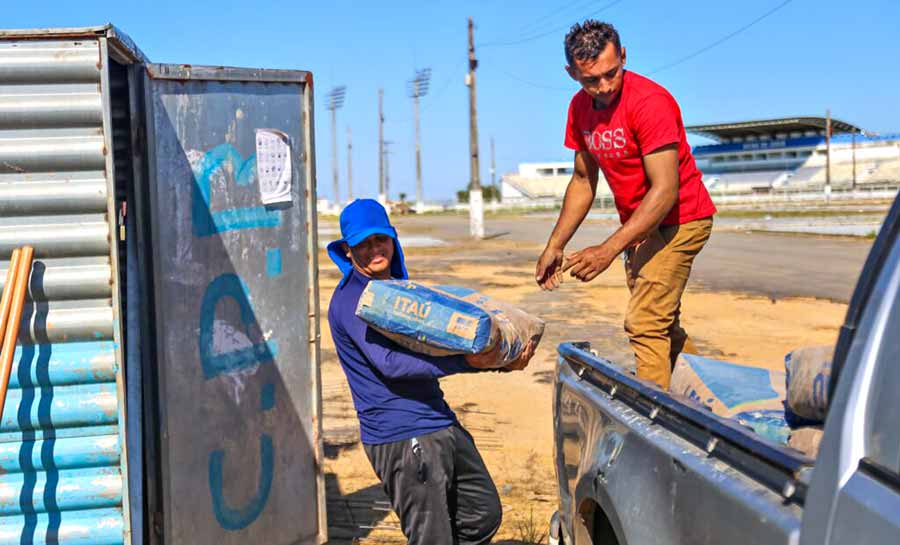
xmin=565 ymin=70 xmax=716 ymax=225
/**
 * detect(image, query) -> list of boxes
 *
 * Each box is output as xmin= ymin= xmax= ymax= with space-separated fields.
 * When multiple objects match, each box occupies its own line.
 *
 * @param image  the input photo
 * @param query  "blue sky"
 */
xmin=7 ymin=0 xmax=900 ymax=202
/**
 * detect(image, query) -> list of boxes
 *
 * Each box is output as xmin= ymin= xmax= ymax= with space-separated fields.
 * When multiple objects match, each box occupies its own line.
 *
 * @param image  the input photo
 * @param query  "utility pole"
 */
xmin=490 ymin=136 xmax=497 ymax=203
xmin=326 ymin=85 xmax=347 ymax=209
xmin=408 ymin=68 xmax=432 ymax=211
xmin=383 ymin=140 xmax=394 ymax=202
xmin=851 ymin=131 xmax=857 ymax=191
xmin=378 ymin=88 xmax=385 ymax=205
xmin=825 ymin=109 xmax=832 ymax=204
xmin=466 ymin=17 xmax=484 ymax=239
xmin=347 ymin=126 xmax=353 ymax=201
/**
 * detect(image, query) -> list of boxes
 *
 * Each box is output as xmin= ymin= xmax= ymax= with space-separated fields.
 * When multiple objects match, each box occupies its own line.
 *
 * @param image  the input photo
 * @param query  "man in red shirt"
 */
xmin=535 ymin=20 xmax=717 ymax=390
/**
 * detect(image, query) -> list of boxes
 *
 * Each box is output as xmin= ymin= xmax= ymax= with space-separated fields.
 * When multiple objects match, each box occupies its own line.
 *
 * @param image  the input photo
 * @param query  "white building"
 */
xmin=501 ymin=161 xmax=612 ymax=204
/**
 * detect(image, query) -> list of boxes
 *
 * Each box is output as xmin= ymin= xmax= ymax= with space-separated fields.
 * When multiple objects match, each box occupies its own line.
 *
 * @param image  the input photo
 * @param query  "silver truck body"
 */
xmin=552 ymin=198 xmax=900 ymax=545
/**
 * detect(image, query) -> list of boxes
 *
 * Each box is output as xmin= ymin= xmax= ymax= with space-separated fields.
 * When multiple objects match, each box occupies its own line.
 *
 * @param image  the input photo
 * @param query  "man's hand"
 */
xmin=503 ymin=340 xmax=537 ymax=372
xmin=536 ymin=151 xmax=599 ymax=291
xmin=563 ymin=242 xmax=620 ymax=283
xmin=465 ymin=342 xmax=504 ymax=369
xmin=465 ymin=339 xmax=538 ymax=371
xmin=536 ymin=246 xmax=565 ymax=291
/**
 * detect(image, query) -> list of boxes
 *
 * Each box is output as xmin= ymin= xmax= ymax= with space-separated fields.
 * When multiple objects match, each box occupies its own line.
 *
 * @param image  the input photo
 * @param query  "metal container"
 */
xmin=138 ymin=63 xmax=324 ymax=545
xmin=0 ymin=25 xmax=324 ymax=545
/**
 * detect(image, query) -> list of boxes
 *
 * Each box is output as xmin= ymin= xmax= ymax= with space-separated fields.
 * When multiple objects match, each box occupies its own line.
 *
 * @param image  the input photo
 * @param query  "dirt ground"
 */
xmin=319 ymin=222 xmax=849 ymax=544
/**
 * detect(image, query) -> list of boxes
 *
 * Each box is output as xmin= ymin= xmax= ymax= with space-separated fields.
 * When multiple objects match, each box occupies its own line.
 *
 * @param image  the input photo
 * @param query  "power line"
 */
xmin=418 ymin=59 xmax=467 ymax=116
xmin=479 ymin=1 xmax=794 ymax=98
xmin=517 ymin=0 xmax=597 ymax=35
xmin=648 ymin=0 xmax=795 ymax=75
xmin=486 ymin=60 xmax=573 ymax=92
xmin=478 ymin=0 xmax=624 ymax=49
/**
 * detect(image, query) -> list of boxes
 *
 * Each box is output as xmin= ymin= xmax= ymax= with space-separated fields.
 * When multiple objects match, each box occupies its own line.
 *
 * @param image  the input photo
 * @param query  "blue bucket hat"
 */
xmin=327 ymin=199 xmax=408 ymax=287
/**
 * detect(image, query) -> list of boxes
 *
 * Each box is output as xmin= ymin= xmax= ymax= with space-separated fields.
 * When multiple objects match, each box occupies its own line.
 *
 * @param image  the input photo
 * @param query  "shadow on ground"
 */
xmin=325 ymin=468 xmax=550 ymax=544
xmin=325 ymin=472 xmax=398 ymax=544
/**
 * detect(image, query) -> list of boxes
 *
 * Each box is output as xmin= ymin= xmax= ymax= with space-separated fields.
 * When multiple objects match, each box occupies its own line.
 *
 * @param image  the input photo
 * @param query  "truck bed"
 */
xmin=553 ymin=342 xmax=815 ymax=545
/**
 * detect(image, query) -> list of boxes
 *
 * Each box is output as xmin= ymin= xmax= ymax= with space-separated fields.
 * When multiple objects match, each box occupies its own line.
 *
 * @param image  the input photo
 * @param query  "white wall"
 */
xmin=517 ymin=161 xmax=574 ymax=177
xmin=501 ymin=179 xmax=528 ymax=202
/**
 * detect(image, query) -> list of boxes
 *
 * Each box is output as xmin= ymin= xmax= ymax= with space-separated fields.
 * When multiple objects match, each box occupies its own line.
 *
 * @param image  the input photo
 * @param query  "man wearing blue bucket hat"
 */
xmin=327 ymin=199 xmax=533 ymax=545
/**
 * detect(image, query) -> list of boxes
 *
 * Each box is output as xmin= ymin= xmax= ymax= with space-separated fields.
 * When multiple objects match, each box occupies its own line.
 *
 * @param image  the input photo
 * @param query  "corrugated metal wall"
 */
xmin=0 ymin=39 xmax=127 ymax=545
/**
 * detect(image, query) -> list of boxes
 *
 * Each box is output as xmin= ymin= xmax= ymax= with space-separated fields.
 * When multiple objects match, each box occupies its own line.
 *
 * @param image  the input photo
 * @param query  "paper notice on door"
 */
xmin=255 ymin=129 xmax=293 ymax=204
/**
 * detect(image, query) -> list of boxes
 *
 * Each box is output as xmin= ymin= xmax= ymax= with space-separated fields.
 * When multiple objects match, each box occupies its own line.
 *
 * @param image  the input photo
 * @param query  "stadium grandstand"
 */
xmin=500 ymin=116 xmax=900 ymax=205
xmin=689 ymin=117 xmax=900 ymax=195
xmin=501 ymin=162 xmax=612 ymax=204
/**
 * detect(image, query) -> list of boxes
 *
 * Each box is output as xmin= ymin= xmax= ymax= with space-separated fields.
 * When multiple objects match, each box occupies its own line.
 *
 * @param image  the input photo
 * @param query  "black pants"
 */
xmin=364 ymin=424 xmax=502 ymax=545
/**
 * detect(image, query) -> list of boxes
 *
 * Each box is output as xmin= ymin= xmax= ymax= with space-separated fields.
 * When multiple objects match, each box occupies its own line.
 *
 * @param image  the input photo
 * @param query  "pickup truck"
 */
xmin=549 ymin=197 xmax=900 ymax=545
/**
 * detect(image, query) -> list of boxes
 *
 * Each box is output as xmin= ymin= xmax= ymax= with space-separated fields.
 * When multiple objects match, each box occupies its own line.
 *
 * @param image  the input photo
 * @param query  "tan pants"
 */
xmin=624 ymin=217 xmax=713 ymax=390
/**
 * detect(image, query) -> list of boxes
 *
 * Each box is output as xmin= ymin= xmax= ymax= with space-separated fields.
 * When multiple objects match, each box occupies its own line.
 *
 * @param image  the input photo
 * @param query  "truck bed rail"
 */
xmin=559 ymin=342 xmax=815 ymax=504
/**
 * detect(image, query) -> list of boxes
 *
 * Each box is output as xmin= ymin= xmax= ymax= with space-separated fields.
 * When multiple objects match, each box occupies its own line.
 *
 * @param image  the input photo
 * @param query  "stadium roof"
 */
xmin=686 ymin=117 xmax=863 ymax=141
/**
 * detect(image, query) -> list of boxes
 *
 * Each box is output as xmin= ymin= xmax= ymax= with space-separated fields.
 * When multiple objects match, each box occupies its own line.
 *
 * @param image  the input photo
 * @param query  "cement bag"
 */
xmin=784 ymin=345 xmax=833 ymax=424
xmin=670 ymin=354 xmax=790 ymax=444
xmin=356 ymin=280 xmax=545 ymax=367
xmin=788 ymin=426 xmax=824 ymax=458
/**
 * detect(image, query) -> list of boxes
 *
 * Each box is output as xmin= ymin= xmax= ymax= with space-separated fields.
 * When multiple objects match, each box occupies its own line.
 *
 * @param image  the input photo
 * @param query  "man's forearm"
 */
xmin=602 ymin=145 xmax=680 ymax=254
xmin=546 ymin=176 xmax=595 ymax=250
xmin=603 ymin=181 xmax=677 ymax=254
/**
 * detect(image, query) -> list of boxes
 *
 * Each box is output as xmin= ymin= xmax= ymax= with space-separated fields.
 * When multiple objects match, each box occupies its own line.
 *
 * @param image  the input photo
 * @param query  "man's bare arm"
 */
xmin=605 ymin=143 xmax=679 ymax=253
xmin=564 ymin=144 xmax=680 ymax=282
xmin=547 ymin=150 xmax=600 ymax=250
xmin=535 ymin=150 xmax=599 ymax=289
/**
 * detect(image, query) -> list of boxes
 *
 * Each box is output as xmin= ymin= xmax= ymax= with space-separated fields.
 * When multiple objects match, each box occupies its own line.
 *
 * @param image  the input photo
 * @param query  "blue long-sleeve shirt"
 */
xmin=328 ymin=269 xmax=474 ymax=444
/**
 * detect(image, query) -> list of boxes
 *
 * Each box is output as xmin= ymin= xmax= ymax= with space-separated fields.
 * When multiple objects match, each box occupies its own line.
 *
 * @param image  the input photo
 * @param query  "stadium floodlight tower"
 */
xmin=326 ymin=85 xmax=347 ymax=209
xmin=407 ymin=68 xmax=431 ymax=212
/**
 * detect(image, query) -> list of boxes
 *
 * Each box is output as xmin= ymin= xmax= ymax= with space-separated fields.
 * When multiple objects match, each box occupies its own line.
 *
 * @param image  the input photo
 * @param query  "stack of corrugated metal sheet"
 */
xmin=0 ymin=37 xmax=126 ymax=545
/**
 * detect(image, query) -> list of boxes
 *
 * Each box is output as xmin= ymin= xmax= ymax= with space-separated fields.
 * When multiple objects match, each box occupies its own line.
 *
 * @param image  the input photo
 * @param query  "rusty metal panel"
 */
xmin=0 ymin=40 xmax=102 ymax=83
xmin=0 ymin=35 xmax=128 ymax=545
xmin=142 ymin=64 xmax=323 ymax=544
xmin=0 ymin=25 xmax=147 ymax=65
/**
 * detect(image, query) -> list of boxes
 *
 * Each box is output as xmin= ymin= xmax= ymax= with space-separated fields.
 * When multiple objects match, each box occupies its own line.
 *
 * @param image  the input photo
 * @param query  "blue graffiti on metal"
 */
xmin=191 ymin=143 xmax=282 ymax=237
xmin=192 ymin=137 xmax=286 ymax=530
xmin=266 ymin=247 xmax=283 ymax=277
xmin=205 ymin=374 xmax=278 ymax=530
xmin=201 ymin=273 xmax=278 ymax=530
xmin=198 ymin=274 xmax=278 ymax=380
xmin=260 ymin=383 xmax=276 ymax=411
xmin=208 ymin=432 xmax=274 ymax=530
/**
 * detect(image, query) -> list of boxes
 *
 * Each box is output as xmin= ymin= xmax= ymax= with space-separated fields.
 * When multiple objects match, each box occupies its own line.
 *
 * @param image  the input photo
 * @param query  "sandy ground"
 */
xmin=319 ymin=222 xmax=850 ymax=544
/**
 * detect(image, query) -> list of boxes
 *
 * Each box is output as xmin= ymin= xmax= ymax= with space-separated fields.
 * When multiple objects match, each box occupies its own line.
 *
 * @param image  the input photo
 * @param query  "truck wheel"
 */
xmin=549 ymin=510 xmax=563 ymax=545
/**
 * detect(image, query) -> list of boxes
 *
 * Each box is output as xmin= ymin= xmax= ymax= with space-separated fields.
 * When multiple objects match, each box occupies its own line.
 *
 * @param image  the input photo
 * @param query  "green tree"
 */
xmin=457 ymin=185 xmax=501 ymax=203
